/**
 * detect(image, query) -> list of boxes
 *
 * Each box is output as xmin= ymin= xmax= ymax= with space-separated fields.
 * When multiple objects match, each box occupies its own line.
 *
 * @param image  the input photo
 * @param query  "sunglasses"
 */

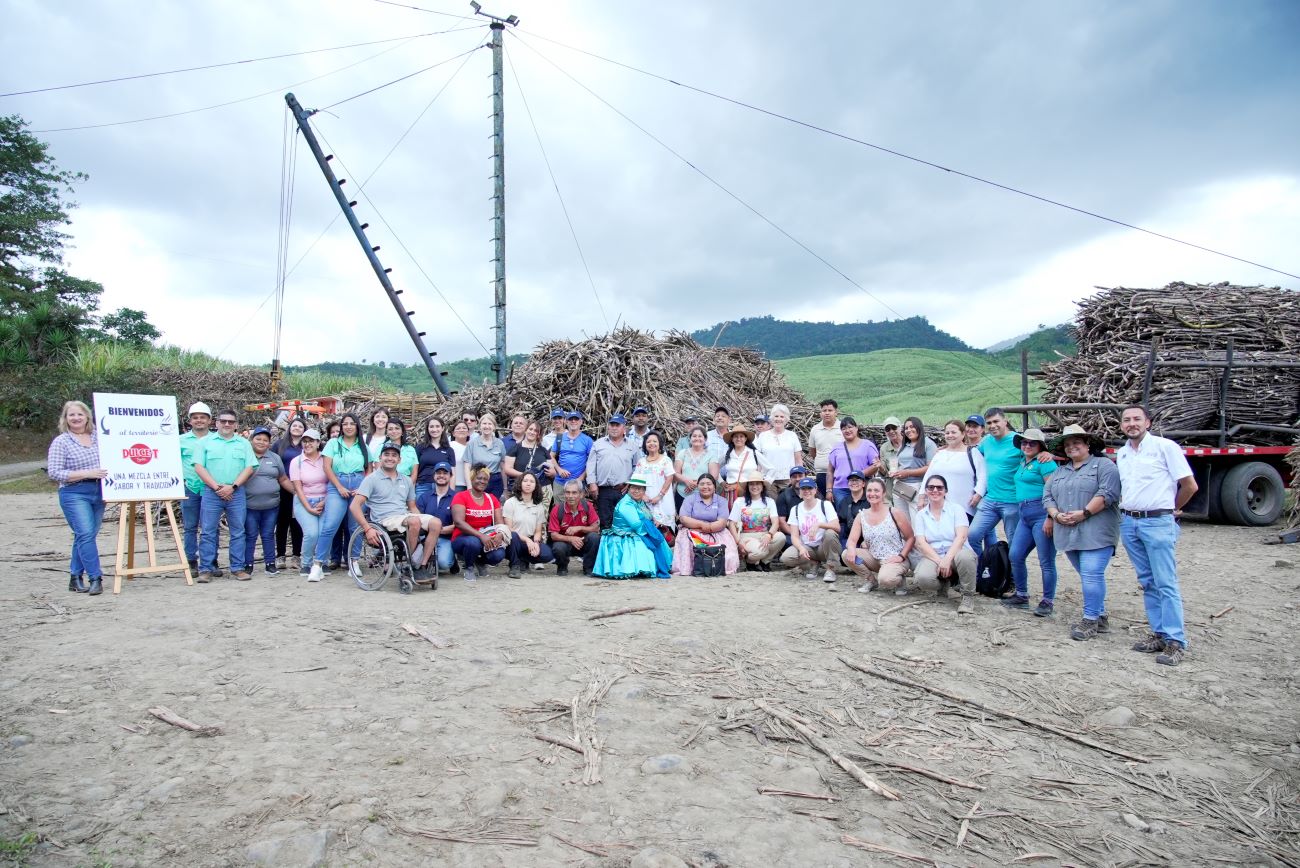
xmin=217 ymin=418 xmax=238 ymax=424
xmin=925 ymin=485 xmax=946 ymax=492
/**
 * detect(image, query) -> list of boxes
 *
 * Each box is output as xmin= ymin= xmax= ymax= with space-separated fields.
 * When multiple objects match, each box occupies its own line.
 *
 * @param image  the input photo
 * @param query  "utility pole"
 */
xmin=472 ymin=1 xmax=519 ymax=384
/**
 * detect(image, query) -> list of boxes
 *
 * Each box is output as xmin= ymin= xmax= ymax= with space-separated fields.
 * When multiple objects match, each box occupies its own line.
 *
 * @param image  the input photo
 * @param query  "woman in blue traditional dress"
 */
xmin=592 ymin=475 xmax=673 ymax=579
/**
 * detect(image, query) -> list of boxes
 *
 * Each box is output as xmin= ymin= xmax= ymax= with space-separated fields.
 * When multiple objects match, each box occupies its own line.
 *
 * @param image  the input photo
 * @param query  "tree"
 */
xmin=100 ymin=307 xmax=161 ymax=346
xmin=0 ymin=114 xmax=102 ymax=322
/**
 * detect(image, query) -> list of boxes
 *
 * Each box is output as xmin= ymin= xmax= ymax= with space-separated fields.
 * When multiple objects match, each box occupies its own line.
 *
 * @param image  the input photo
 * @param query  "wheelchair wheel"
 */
xmin=348 ymin=526 xmax=393 ymax=591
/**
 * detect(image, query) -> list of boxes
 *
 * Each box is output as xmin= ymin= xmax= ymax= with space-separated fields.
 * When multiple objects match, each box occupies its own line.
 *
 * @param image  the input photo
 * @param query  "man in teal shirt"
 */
xmin=968 ymin=408 xmax=1023 ymax=557
xmin=193 ymin=408 xmax=259 ymax=581
xmin=178 ymin=401 xmax=213 ymax=572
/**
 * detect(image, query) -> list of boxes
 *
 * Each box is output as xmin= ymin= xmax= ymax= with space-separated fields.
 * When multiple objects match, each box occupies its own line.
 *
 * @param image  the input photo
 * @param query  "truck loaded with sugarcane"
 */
xmin=1002 ymin=283 xmax=1298 ymax=531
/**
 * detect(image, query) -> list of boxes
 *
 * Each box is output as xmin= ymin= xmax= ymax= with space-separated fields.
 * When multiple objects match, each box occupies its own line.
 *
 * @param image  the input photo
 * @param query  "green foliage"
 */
xmin=692 ymin=315 xmax=971 ymax=360
xmin=0 ymin=830 xmax=38 ymax=864
xmin=283 ymin=353 xmax=529 ymax=393
xmin=98 ymin=307 xmax=161 ymax=346
xmin=988 ymin=323 xmax=1076 ymax=370
xmin=777 ymin=348 xmax=1042 ymax=426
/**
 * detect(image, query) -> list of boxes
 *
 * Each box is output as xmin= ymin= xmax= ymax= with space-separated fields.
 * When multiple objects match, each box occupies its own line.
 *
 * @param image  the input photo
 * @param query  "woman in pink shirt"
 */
xmin=289 ymin=429 xmax=329 ymax=580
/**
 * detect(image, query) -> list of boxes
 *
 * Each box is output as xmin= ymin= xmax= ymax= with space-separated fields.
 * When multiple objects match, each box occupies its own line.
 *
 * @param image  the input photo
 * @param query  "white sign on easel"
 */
xmin=92 ymin=392 xmax=184 ymax=502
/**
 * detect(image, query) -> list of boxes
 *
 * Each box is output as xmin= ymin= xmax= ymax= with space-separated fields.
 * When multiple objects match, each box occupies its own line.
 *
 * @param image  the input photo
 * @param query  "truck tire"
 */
xmin=1219 ymin=461 xmax=1285 ymax=527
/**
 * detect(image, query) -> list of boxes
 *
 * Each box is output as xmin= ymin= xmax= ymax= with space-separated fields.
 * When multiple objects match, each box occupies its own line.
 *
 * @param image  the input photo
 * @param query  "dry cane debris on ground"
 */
xmin=1041 ymin=282 xmax=1300 ymax=443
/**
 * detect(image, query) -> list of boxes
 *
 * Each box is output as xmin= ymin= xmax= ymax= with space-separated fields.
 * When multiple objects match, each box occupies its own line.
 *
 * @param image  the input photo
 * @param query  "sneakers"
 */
xmin=1132 ymin=634 xmax=1166 ymax=653
xmin=233 ymin=571 xmax=252 ymax=581
xmin=957 ymin=595 xmax=975 ymax=615
xmin=1096 ymin=614 xmax=1111 ymax=634
xmin=266 ymin=563 xmax=279 ymax=575
xmin=276 ymin=556 xmax=287 ymax=570
xmin=822 ymin=569 xmax=836 ymax=584
xmin=1070 ymin=618 xmax=1099 ymax=641
xmin=804 ymin=568 xmax=817 ymax=580
xmin=556 ymin=567 xmax=570 ymax=576
xmin=894 ymin=586 xmax=909 ymax=596
xmin=476 ymin=562 xmax=488 ymax=578
xmin=348 ymin=561 xmax=363 ymax=580
xmin=507 ymin=565 xmax=522 ymax=579
xmin=1155 ymin=640 xmax=1185 ymax=666
xmin=758 ymin=562 xmax=772 ymax=572
xmin=857 ymin=583 xmax=874 ymax=594
xmin=196 ymin=572 xmax=213 ymax=584
xmin=1032 ymin=600 xmax=1054 ymax=618
xmin=326 ymin=561 xmax=340 ymax=573
xmin=290 ymin=555 xmax=301 ymax=570
xmin=449 ymin=562 xmax=460 ymax=575
xmin=307 ymin=564 xmax=323 ymax=583
xmin=1000 ymin=594 xmax=1031 ymax=610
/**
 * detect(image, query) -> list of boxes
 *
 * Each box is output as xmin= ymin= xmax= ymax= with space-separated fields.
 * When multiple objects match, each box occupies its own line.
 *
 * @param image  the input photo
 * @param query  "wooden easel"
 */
xmin=113 ymin=500 xmax=193 ymax=595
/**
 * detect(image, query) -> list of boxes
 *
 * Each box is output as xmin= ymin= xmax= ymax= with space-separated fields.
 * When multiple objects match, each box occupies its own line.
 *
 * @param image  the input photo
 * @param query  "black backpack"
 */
xmin=975 ymin=541 xmax=1012 ymax=597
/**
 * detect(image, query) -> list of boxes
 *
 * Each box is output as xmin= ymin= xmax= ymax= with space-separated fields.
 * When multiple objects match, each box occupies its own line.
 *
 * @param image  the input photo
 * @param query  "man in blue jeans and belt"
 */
xmin=179 ymin=401 xmax=214 ymax=573
xmin=967 ymin=408 xmax=1022 ymax=557
xmin=1116 ymin=405 xmax=1198 ymax=667
xmin=193 ymin=409 xmax=258 ymax=582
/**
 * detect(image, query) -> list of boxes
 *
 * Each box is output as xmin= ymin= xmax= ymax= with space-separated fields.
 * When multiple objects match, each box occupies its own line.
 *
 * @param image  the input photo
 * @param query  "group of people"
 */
xmin=48 ymin=396 xmax=1198 ymax=665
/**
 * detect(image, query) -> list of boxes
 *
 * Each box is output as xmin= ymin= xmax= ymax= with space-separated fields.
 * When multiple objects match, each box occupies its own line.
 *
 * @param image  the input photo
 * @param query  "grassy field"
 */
xmin=777 ymin=348 xmax=1042 ymax=426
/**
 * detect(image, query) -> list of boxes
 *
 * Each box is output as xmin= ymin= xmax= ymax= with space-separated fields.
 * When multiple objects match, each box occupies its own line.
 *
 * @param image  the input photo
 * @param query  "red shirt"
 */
xmin=451 ymin=490 xmax=500 ymax=539
xmin=548 ymin=500 xmax=598 ymax=537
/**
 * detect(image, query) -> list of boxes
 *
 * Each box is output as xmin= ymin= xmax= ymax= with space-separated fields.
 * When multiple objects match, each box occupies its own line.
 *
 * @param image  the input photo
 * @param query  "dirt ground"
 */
xmin=2 ymin=489 xmax=1298 ymax=868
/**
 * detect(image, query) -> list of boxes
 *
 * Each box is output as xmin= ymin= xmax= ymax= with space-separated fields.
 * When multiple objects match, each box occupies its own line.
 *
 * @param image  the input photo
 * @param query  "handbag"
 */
xmin=692 ymin=544 xmax=726 ymax=577
xmin=894 ymin=480 xmax=919 ymax=504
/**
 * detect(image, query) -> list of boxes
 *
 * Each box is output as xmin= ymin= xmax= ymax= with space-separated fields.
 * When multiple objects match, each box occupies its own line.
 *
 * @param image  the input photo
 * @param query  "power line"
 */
xmin=31 ymin=29 xmax=473 ymax=133
xmin=502 ymin=42 xmax=611 ymax=329
xmin=0 ymin=29 xmax=474 ymax=98
xmin=319 ymin=40 xmax=485 ymax=110
xmin=513 ymin=29 xmax=1300 ymax=283
xmin=369 ymin=0 xmax=480 ymax=22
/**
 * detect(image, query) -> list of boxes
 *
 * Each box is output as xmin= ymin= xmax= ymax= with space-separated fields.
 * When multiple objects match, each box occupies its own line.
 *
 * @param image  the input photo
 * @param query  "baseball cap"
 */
xmin=550 ymin=408 xmax=566 ymax=418
xmin=632 ymin=406 xmax=649 ymax=416
xmin=250 ymin=426 xmax=272 ymax=439
xmin=882 ymin=416 xmax=902 ymax=429
xmin=432 ymin=461 xmax=453 ymax=473
xmin=187 ymin=401 xmax=212 ymax=417
xmin=380 ymin=439 xmax=402 ymax=454
xmin=608 ymin=413 xmax=627 ymax=425
xmin=797 ymin=477 xmax=818 ymax=489
xmin=847 ymin=470 xmax=867 ymax=481
xmin=789 ymin=465 xmax=808 ymax=476
xmin=966 ymin=414 xmax=986 ymax=427
xmin=302 ymin=428 xmax=321 ymax=441
xmin=753 ymin=414 xmax=770 ymax=423
xmin=567 ymin=410 xmax=584 ymax=420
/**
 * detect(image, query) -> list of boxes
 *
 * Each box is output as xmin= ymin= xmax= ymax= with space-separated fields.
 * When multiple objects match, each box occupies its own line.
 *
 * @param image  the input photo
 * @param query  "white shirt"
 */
xmin=1116 ymin=433 xmax=1193 ymax=511
xmin=788 ymin=498 xmax=837 ymax=546
xmin=755 ymin=429 xmax=802 ymax=481
xmin=913 ymin=500 xmax=971 ymax=557
xmin=922 ymin=448 xmax=987 ymax=517
xmin=807 ymin=422 xmax=843 ymax=472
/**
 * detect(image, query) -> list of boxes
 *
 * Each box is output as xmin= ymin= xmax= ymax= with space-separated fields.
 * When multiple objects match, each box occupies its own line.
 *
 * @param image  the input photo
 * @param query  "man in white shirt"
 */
xmin=807 ymin=399 xmax=844 ymax=499
xmin=541 ymin=408 xmax=565 ymax=451
xmin=1115 ymin=405 xmax=1198 ymax=667
xmin=705 ymin=406 xmax=732 ymax=462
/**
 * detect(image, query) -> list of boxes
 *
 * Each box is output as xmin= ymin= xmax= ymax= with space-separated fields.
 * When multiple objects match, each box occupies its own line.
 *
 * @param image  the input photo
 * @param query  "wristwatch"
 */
xmin=232 ymin=482 xmax=241 ymax=490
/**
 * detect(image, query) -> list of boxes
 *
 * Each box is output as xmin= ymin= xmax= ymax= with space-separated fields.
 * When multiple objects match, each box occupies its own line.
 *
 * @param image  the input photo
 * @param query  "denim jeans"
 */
xmin=508 ymin=532 xmax=554 ymax=567
xmin=452 ymin=534 xmax=507 ymax=569
xmin=199 ymin=488 xmax=247 ymax=573
xmin=315 ymin=471 xmax=364 ymax=565
xmin=58 ymin=481 xmax=105 ymax=579
xmin=180 ymin=487 xmax=203 ymax=563
xmin=244 ymin=506 xmax=278 ymax=570
xmin=1065 ymin=546 xmax=1113 ymax=621
xmin=967 ymin=498 xmax=1020 ymax=558
xmin=1121 ymin=514 xmax=1186 ymax=646
xmin=293 ymin=497 xmax=324 ymax=570
xmin=832 ymin=487 xmax=851 ymax=505
xmin=414 ymin=481 xmax=434 ymax=501
xmin=1010 ymin=498 xmax=1057 ymax=601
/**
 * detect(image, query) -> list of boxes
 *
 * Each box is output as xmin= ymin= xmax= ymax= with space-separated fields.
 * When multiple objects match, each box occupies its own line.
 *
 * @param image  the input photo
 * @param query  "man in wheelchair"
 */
xmin=349 ymin=441 xmax=441 ymax=580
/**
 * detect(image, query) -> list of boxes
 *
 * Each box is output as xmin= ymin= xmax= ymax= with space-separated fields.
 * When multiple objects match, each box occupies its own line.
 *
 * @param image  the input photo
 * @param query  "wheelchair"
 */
xmin=347 ymin=524 xmax=438 ymax=595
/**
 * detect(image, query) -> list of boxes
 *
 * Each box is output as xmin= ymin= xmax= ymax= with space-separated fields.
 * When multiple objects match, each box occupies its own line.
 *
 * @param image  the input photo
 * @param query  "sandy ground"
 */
xmin=2 ymin=490 xmax=1298 ymax=868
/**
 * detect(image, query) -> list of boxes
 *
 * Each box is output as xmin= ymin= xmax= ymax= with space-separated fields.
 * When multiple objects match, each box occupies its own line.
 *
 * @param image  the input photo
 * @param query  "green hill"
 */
xmin=777 ymin=348 xmax=1041 ymax=426
xmin=989 ymin=324 xmax=1076 ymax=370
xmin=692 ymin=315 xmax=971 ymax=359
xmin=283 ymin=353 xmax=529 ymax=393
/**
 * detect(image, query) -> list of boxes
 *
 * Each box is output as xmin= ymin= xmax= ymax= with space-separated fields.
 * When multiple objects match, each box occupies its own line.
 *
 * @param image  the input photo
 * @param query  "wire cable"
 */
xmin=1 ymin=30 xmax=474 ymax=98
xmin=512 ymin=29 xmax=1300 ymax=283
xmin=32 ymin=29 xmax=476 ymax=133
xmin=370 ymin=0 xmax=480 ymax=22
xmin=318 ymin=40 xmax=485 ymax=110
xmin=502 ymin=42 xmax=610 ymax=329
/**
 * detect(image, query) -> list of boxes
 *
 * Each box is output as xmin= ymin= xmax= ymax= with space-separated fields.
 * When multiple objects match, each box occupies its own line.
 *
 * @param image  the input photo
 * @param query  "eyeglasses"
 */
xmin=924 ymin=485 xmax=946 ymax=492
xmin=217 ymin=419 xmax=237 ymax=424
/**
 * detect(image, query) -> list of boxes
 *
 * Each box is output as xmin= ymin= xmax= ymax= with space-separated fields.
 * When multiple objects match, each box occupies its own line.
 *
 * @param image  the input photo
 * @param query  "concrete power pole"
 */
xmin=474 ymin=2 xmax=519 ymax=384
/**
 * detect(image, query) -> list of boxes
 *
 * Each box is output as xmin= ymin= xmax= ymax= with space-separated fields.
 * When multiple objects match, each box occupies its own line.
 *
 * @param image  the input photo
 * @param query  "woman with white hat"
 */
xmin=728 ymin=470 xmax=785 ymax=571
xmin=1001 ymin=428 xmax=1058 ymax=615
xmin=719 ymin=422 xmax=769 ymax=506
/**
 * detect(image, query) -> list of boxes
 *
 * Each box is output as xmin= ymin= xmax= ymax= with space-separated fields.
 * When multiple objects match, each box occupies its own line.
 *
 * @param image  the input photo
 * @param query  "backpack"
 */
xmin=975 ymin=541 xmax=1012 ymax=597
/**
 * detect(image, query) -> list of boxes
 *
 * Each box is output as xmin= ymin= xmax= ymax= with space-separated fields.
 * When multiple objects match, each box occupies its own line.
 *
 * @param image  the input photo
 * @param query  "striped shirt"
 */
xmin=47 ymin=433 xmax=101 ymax=487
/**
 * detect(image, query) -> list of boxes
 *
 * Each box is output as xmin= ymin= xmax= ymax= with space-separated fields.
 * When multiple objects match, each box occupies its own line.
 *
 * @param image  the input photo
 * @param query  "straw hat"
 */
xmin=726 ymin=423 xmax=754 ymax=446
xmin=1047 ymin=424 xmax=1106 ymax=456
xmin=627 ymin=475 xmax=648 ymax=488
xmin=1013 ymin=428 xmax=1049 ymax=449
xmin=738 ymin=468 xmax=766 ymax=485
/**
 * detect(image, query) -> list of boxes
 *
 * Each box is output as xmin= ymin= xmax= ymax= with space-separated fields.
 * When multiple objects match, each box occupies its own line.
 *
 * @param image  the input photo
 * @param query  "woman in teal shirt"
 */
xmin=384 ymin=418 xmax=419 ymax=484
xmin=1002 ymin=429 xmax=1057 ymax=615
xmin=317 ymin=413 xmax=370 ymax=573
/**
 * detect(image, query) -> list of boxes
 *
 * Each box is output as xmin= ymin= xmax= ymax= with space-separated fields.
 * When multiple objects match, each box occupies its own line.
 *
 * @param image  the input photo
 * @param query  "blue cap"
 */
xmin=250 ymin=426 xmax=272 ymax=439
xmin=966 ymin=414 xmax=986 ymax=426
xmin=550 ymin=408 xmax=565 ymax=418
xmin=847 ymin=470 xmax=867 ymax=481
xmin=753 ymin=414 xmax=769 ymax=423
xmin=380 ymin=439 xmax=402 ymax=454
xmin=797 ymin=477 xmax=818 ymax=489
xmin=432 ymin=461 xmax=453 ymax=473
xmin=789 ymin=465 xmax=808 ymax=476
xmin=632 ymin=406 xmax=649 ymax=416
xmin=567 ymin=410 xmax=584 ymax=420
xmin=608 ymin=413 xmax=627 ymax=425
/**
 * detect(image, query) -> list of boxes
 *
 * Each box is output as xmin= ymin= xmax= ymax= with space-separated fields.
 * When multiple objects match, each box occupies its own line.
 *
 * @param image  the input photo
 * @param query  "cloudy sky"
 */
xmin=5 ymin=0 xmax=1298 ymax=369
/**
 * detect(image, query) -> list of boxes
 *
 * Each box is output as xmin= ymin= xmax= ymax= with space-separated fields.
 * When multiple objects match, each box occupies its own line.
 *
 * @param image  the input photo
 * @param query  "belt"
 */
xmin=1121 ymin=508 xmax=1173 ymax=518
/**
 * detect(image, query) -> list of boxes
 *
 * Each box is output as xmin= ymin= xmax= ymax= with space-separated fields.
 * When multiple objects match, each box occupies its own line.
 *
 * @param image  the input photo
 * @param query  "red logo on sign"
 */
xmin=122 ymin=444 xmax=158 ymax=465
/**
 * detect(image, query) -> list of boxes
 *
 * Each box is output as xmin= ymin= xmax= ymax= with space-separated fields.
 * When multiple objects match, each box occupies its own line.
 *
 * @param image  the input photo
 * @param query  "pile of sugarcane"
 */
xmin=1287 ymin=440 xmax=1300 ymax=528
xmin=343 ymin=328 xmax=820 ymax=444
xmin=1040 ymin=283 xmax=1300 ymax=443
